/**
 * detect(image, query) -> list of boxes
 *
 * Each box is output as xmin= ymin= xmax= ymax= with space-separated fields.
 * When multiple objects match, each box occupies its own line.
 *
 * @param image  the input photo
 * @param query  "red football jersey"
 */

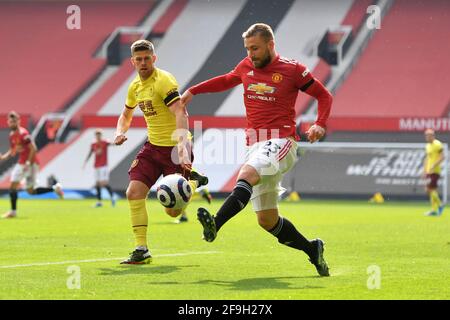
xmin=190 ymin=55 xmax=331 ymax=145
xmin=9 ymin=127 xmax=39 ymax=165
xmin=91 ymin=140 xmax=110 ymax=168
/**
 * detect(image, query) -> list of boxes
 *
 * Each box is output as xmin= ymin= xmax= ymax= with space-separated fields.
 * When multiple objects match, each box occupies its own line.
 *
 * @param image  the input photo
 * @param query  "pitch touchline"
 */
xmin=0 ymin=251 xmax=220 ymax=269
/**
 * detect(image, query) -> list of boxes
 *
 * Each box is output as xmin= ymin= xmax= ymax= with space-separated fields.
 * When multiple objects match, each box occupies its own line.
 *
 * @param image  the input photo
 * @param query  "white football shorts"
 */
xmin=95 ymin=166 xmax=109 ymax=182
xmin=10 ymin=163 xmax=39 ymax=189
xmin=245 ymin=137 xmax=298 ymax=211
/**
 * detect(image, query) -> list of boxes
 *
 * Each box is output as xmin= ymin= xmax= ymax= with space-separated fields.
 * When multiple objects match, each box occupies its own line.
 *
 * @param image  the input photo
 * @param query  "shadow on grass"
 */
xmin=98 ymin=264 xmax=200 ymax=276
xmin=190 ymin=276 xmax=325 ymax=291
xmin=148 ymin=276 xmax=325 ymax=291
xmin=152 ymin=221 xmax=186 ymax=226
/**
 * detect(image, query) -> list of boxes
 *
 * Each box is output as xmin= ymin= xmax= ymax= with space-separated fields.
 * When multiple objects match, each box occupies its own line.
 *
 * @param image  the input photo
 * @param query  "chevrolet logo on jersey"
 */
xmin=248 ymin=83 xmax=275 ymax=95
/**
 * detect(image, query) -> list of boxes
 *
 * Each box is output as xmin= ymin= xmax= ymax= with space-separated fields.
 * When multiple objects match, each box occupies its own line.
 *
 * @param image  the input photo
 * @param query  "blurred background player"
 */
xmin=83 ymin=129 xmax=115 ymax=207
xmin=182 ymin=23 xmax=332 ymax=277
xmin=0 ymin=111 xmax=63 ymax=218
xmin=114 ymin=40 xmax=208 ymax=264
xmin=423 ymin=129 xmax=445 ymax=217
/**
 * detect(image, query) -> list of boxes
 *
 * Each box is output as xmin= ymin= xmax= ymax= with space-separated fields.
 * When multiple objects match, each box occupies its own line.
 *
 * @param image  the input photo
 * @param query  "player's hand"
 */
xmin=306 ymin=124 xmax=325 ymax=143
xmin=114 ymin=134 xmax=127 ymax=145
xmin=180 ymin=90 xmax=194 ymax=107
xmin=177 ymin=144 xmax=192 ymax=172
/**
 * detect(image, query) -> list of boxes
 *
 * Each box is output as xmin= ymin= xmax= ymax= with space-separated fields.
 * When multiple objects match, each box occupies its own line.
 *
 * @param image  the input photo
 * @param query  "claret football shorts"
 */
xmin=128 ymin=141 xmax=193 ymax=189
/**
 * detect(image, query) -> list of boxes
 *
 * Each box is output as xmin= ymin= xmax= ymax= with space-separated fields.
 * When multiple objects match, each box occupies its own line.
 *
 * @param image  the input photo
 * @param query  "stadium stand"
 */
xmin=0 ymin=1 xmax=154 ymax=120
xmin=331 ymin=0 xmax=450 ymax=118
xmin=9 ymin=0 xmax=360 ymax=192
xmin=341 ymin=0 xmax=375 ymax=36
xmin=97 ymin=0 xmax=246 ymax=115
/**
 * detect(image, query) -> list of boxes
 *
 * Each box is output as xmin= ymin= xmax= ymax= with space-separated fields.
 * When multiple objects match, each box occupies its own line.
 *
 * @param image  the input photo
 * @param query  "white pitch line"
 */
xmin=0 ymin=251 xmax=220 ymax=269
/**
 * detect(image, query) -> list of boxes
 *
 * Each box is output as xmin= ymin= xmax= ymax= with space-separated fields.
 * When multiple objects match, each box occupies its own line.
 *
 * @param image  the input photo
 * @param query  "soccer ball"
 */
xmin=156 ymin=174 xmax=192 ymax=210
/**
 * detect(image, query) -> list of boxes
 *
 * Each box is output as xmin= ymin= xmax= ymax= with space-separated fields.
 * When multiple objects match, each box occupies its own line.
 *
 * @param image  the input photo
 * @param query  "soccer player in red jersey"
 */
xmin=0 ymin=111 xmax=64 ymax=218
xmin=83 ymin=129 xmax=115 ymax=208
xmin=181 ymin=23 xmax=332 ymax=276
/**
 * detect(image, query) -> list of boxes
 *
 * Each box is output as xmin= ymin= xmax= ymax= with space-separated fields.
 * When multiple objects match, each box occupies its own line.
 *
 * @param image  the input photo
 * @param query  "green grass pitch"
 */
xmin=0 ymin=198 xmax=449 ymax=300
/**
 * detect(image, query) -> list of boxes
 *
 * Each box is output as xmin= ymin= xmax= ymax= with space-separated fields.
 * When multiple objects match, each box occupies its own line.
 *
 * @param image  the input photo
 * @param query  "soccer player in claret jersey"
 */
xmin=114 ymin=40 xmax=208 ymax=264
xmin=83 ymin=129 xmax=115 ymax=208
xmin=423 ymin=129 xmax=445 ymax=217
xmin=0 ymin=111 xmax=64 ymax=218
xmin=181 ymin=23 xmax=332 ymax=276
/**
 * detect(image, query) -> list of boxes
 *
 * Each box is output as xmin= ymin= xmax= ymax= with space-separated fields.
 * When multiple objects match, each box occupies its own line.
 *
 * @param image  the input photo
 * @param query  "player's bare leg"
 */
xmin=121 ymin=180 xmax=152 ymax=264
xmin=257 ymin=207 xmax=330 ymax=277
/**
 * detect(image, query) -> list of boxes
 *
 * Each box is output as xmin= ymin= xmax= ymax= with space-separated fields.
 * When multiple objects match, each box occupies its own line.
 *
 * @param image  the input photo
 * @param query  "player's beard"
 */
xmin=252 ymin=51 xmax=272 ymax=69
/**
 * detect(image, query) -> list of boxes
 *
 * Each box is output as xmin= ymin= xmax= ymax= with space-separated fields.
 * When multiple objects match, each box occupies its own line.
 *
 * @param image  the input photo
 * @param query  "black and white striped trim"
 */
xmin=236 ymin=180 xmax=252 ymax=195
xmin=270 ymin=217 xmax=284 ymax=236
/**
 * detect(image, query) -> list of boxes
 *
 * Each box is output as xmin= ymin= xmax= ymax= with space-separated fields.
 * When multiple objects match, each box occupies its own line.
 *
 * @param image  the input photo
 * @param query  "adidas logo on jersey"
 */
xmin=247 ymin=70 xmax=254 ymax=76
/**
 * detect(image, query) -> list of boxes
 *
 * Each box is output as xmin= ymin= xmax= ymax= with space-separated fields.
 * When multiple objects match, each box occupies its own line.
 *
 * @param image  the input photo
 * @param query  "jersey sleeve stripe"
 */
xmin=300 ymin=79 xmax=315 ymax=92
xmin=125 ymin=104 xmax=135 ymax=109
xmin=164 ymin=91 xmax=180 ymax=106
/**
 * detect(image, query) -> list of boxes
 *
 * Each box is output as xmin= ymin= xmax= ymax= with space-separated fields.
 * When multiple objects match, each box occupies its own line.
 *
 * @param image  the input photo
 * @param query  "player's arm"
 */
xmin=26 ymin=141 xmax=37 ymax=165
xmin=430 ymin=149 xmax=444 ymax=172
xmin=168 ymin=99 xmax=191 ymax=170
xmin=422 ymin=156 xmax=428 ymax=176
xmin=83 ymin=149 xmax=93 ymax=168
xmin=297 ymin=66 xmax=333 ymax=143
xmin=114 ymin=106 xmax=135 ymax=145
xmin=0 ymin=148 xmax=12 ymax=161
xmin=181 ymin=72 xmax=242 ymax=106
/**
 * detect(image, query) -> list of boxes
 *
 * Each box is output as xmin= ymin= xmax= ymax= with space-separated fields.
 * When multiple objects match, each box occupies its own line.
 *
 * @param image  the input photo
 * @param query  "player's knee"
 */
xmin=165 ymin=208 xmax=182 ymax=217
xmin=238 ymin=165 xmax=259 ymax=186
xmin=126 ymin=187 xmax=145 ymax=200
xmin=257 ymin=216 xmax=276 ymax=231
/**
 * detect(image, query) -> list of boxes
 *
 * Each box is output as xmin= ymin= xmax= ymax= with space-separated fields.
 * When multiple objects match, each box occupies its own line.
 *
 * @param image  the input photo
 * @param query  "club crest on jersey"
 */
xmin=272 ymin=73 xmax=283 ymax=83
xmin=247 ymin=83 xmax=275 ymax=95
xmin=138 ymin=100 xmax=157 ymax=117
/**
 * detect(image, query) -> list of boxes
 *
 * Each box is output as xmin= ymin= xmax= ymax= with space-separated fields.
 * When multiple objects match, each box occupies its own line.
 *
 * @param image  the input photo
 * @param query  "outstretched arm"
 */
xmin=0 ymin=148 xmax=12 ymax=161
xmin=181 ymin=72 xmax=242 ymax=106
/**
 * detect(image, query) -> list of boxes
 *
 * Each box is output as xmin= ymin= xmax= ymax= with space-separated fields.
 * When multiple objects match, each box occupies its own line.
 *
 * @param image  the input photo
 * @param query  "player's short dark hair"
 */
xmin=242 ymin=23 xmax=274 ymax=42
xmin=130 ymin=39 xmax=154 ymax=55
xmin=95 ymin=128 xmax=103 ymax=135
xmin=8 ymin=111 xmax=19 ymax=120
